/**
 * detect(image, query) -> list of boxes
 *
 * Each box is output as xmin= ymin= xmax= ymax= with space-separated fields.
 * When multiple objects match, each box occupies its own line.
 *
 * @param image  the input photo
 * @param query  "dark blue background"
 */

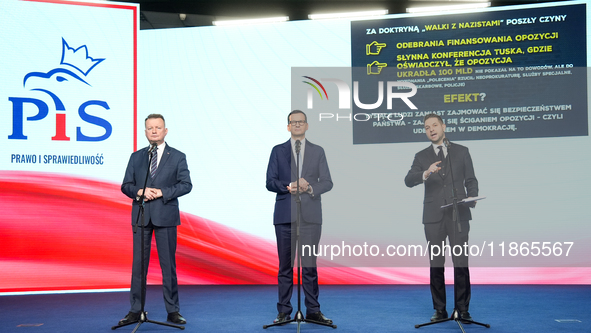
xmin=351 ymin=4 xmax=588 ymax=144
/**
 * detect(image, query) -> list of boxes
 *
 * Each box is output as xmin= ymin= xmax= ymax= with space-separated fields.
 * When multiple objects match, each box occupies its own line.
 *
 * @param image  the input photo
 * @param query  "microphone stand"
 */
xmin=264 ymin=140 xmax=336 ymax=332
xmin=112 ymin=144 xmax=184 ymax=332
xmin=415 ymin=139 xmax=489 ymax=332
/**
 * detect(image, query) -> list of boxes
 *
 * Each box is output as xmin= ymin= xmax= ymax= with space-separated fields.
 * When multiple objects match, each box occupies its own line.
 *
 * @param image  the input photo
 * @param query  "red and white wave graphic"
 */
xmin=0 ymin=171 xmax=588 ymax=293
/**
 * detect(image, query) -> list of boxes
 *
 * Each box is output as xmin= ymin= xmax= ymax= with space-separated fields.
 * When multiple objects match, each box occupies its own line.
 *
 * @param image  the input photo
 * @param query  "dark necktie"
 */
xmin=437 ymin=145 xmax=445 ymax=177
xmin=150 ymin=148 xmax=158 ymax=178
xmin=298 ymin=151 xmax=303 ymax=178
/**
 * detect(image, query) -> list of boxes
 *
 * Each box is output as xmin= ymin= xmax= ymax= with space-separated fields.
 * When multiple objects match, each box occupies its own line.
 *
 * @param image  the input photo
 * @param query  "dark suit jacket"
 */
xmin=266 ymin=139 xmax=333 ymax=225
xmin=121 ymin=143 xmax=192 ymax=227
xmin=404 ymin=142 xmax=478 ymax=223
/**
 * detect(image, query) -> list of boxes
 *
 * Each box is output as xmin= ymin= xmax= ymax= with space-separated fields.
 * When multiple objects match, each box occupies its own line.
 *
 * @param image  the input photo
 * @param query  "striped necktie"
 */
xmin=150 ymin=148 xmax=157 ymax=178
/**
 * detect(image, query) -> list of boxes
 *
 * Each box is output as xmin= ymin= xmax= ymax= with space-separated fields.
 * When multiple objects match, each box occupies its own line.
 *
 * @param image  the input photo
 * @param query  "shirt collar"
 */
xmin=432 ymin=142 xmax=447 ymax=155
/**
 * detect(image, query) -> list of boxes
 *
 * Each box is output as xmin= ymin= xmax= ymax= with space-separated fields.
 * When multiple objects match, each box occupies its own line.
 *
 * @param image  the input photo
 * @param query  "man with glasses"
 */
xmin=266 ymin=110 xmax=333 ymax=325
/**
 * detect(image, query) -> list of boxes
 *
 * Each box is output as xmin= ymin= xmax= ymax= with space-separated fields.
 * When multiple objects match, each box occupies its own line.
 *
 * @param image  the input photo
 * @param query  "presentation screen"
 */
xmin=1 ymin=0 xmax=589 ymax=293
xmin=350 ymin=4 xmax=587 ymax=144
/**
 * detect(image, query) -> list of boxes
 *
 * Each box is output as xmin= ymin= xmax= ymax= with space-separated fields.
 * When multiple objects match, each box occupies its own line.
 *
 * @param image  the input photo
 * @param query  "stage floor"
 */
xmin=1 ymin=285 xmax=589 ymax=332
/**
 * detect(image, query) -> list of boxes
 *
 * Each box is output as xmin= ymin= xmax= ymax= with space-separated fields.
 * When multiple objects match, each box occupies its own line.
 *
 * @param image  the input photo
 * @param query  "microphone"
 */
xmin=295 ymin=140 xmax=301 ymax=154
xmin=443 ymin=138 xmax=451 ymax=148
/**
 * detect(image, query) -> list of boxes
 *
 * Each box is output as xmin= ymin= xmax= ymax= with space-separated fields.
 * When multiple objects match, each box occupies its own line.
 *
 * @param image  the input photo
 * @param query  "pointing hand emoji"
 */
xmin=366 ymin=41 xmax=387 ymax=55
xmin=367 ymin=61 xmax=388 ymax=75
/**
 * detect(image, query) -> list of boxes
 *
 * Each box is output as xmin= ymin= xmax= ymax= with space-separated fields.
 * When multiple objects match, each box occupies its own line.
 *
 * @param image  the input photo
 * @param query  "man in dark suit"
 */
xmin=118 ymin=114 xmax=192 ymax=326
xmin=404 ymin=114 xmax=478 ymax=322
xmin=266 ymin=110 xmax=333 ymax=325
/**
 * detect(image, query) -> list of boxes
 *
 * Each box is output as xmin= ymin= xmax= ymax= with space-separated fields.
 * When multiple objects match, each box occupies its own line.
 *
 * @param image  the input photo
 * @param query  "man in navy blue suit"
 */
xmin=405 ymin=114 xmax=478 ymax=323
xmin=119 ymin=114 xmax=192 ymax=326
xmin=266 ymin=110 xmax=333 ymax=325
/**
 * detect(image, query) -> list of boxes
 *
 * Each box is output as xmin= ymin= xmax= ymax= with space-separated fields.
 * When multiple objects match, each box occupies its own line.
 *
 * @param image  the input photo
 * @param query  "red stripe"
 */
xmin=23 ymin=0 xmax=136 ymax=10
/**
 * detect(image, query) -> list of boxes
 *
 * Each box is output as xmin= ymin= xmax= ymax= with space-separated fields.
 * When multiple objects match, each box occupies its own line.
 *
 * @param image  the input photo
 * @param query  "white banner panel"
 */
xmin=1 ymin=0 xmax=137 ymax=180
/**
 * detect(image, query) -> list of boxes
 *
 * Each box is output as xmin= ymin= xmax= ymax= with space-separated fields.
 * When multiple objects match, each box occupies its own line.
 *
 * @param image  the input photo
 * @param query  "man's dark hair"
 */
xmin=288 ymin=110 xmax=307 ymax=124
xmin=423 ymin=113 xmax=443 ymax=124
xmin=145 ymin=114 xmax=165 ymax=126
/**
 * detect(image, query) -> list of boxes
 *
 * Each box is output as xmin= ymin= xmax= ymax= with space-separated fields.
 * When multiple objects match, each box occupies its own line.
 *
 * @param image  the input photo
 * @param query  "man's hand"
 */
xmin=297 ymin=178 xmax=310 ymax=192
xmin=423 ymin=161 xmax=442 ymax=179
xmin=287 ymin=183 xmax=298 ymax=194
xmin=287 ymin=178 xmax=310 ymax=194
xmin=138 ymin=187 xmax=162 ymax=201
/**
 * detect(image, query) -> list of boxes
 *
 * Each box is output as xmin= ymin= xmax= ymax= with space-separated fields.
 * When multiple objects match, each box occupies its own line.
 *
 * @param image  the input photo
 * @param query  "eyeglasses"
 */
xmin=289 ymin=120 xmax=307 ymax=126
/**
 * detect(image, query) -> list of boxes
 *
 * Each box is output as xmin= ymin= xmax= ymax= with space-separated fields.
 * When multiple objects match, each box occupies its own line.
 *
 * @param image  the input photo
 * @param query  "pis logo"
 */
xmin=8 ymin=38 xmax=111 ymax=141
